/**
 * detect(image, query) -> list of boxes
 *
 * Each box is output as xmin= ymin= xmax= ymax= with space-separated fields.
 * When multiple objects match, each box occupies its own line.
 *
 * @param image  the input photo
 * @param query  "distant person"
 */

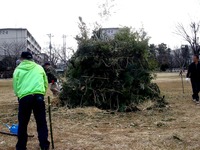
xmin=13 ymin=52 xmax=50 ymax=150
xmin=16 ymin=59 xmax=21 ymax=66
xmin=186 ymin=55 xmax=200 ymax=105
xmin=44 ymin=62 xmax=60 ymax=96
xmin=179 ymin=70 xmax=183 ymax=76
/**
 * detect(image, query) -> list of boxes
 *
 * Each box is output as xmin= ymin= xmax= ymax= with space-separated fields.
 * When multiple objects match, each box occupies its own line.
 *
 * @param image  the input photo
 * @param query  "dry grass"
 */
xmin=1 ymin=73 xmax=200 ymax=150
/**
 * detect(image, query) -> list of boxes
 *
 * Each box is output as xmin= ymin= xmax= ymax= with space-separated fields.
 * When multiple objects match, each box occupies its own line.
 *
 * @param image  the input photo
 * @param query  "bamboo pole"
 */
xmin=180 ymin=70 xmax=184 ymax=93
xmin=48 ymin=96 xmax=54 ymax=149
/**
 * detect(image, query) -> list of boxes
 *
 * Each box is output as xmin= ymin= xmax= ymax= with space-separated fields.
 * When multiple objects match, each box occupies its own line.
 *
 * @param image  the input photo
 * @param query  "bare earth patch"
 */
xmin=0 ymin=73 xmax=200 ymax=150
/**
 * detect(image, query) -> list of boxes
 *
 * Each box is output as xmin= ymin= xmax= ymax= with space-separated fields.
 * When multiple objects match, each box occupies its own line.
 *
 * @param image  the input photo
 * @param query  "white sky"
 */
xmin=0 ymin=0 xmax=200 ymax=51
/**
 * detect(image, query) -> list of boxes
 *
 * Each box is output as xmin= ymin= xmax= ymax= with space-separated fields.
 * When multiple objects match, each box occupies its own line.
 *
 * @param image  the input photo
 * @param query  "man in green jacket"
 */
xmin=13 ymin=52 xmax=50 ymax=150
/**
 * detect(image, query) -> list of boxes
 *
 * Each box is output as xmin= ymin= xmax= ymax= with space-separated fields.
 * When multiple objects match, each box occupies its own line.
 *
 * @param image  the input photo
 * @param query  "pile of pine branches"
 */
xmin=60 ymin=28 xmax=162 ymax=111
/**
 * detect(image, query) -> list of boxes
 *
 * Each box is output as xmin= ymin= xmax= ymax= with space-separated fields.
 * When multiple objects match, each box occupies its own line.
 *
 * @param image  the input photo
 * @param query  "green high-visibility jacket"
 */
xmin=13 ymin=60 xmax=48 ymax=99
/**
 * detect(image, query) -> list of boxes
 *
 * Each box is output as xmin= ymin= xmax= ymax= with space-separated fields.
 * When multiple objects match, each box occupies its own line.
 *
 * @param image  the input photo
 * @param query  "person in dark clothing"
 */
xmin=44 ymin=62 xmax=60 ymax=96
xmin=187 ymin=55 xmax=200 ymax=104
xmin=44 ymin=62 xmax=57 ymax=83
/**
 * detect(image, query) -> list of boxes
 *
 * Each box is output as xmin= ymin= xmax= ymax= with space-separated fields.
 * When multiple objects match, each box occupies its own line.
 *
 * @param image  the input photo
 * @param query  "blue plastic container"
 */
xmin=10 ymin=124 xmax=18 ymax=134
xmin=5 ymin=124 xmax=18 ymax=135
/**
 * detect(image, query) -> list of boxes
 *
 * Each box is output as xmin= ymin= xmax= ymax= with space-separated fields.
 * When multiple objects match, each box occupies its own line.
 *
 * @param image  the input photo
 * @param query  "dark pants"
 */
xmin=191 ymin=80 xmax=200 ymax=101
xmin=16 ymin=94 xmax=50 ymax=150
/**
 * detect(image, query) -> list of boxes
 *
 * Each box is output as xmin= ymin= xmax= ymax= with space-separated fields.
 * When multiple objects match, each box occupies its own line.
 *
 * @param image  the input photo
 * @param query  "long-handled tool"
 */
xmin=0 ymin=131 xmax=34 ymax=137
xmin=48 ymin=96 xmax=54 ymax=149
xmin=180 ymin=70 xmax=184 ymax=93
xmin=1 ymin=123 xmax=34 ymax=137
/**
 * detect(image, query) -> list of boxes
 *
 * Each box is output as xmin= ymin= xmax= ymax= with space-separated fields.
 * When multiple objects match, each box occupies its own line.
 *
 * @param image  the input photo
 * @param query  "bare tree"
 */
xmin=175 ymin=22 xmax=200 ymax=55
xmin=1 ymin=42 xmax=24 ymax=57
xmin=43 ymin=46 xmax=59 ymax=67
xmin=56 ymin=47 xmax=75 ymax=65
xmin=173 ymin=45 xmax=191 ymax=69
xmin=0 ymin=41 xmax=26 ymax=78
xmin=0 ymin=41 xmax=26 ymax=68
xmin=43 ymin=42 xmax=75 ymax=68
xmin=173 ymin=49 xmax=186 ymax=69
xmin=92 ymin=0 xmax=116 ymax=41
xmin=51 ymin=50 xmax=59 ymax=67
xmin=98 ymin=0 xmax=116 ymax=22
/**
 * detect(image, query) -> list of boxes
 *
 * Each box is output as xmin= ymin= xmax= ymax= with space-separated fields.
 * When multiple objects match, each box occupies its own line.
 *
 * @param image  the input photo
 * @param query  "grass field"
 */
xmin=1 ymin=72 xmax=200 ymax=150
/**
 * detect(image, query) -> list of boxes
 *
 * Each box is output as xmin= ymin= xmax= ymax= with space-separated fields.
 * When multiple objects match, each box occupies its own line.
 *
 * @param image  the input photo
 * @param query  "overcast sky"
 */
xmin=0 ymin=0 xmax=200 ymax=51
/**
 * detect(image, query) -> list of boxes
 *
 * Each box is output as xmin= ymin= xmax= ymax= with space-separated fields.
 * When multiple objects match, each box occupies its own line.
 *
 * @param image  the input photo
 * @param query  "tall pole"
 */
xmin=47 ymin=34 xmax=53 ymax=62
xmin=48 ymin=96 xmax=54 ymax=149
xmin=180 ymin=69 xmax=184 ymax=94
xmin=62 ymin=35 xmax=66 ymax=63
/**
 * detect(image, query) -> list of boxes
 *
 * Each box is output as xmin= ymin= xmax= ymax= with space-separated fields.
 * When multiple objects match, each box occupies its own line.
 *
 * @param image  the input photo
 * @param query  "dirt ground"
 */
xmin=1 ymin=72 xmax=200 ymax=150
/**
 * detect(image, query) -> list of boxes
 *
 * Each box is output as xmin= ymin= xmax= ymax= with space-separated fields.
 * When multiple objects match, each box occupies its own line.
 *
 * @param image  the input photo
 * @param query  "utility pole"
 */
xmin=47 ymin=34 xmax=53 ymax=62
xmin=62 ymin=35 xmax=67 ymax=63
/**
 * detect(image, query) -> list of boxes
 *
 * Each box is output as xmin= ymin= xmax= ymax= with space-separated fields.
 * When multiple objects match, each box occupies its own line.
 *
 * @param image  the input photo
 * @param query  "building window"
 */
xmin=0 ymin=30 xmax=8 ymax=34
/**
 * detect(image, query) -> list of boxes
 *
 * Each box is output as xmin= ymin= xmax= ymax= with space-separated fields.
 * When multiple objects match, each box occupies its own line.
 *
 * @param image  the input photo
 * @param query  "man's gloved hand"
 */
xmin=51 ymin=80 xmax=55 ymax=84
xmin=185 ymin=78 xmax=190 ymax=82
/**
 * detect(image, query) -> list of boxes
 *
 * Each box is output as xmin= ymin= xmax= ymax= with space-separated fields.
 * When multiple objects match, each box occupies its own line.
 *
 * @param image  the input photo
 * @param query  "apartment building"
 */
xmin=99 ymin=28 xmax=121 ymax=40
xmin=0 ymin=28 xmax=42 ymax=64
xmin=40 ymin=53 xmax=49 ymax=65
